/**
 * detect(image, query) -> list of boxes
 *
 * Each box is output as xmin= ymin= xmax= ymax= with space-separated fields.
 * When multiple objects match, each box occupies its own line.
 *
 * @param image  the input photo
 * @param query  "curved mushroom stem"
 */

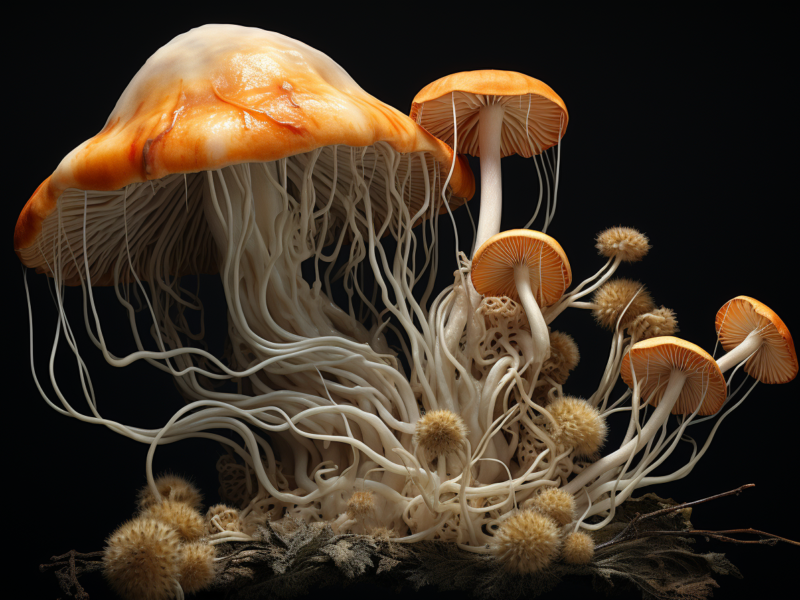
xmin=514 ymin=262 xmax=550 ymax=366
xmin=473 ymin=104 xmax=505 ymax=254
xmin=565 ymin=301 xmax=599 ymax=310
xmin=563 ymin=370 xmax=688 ymax=495
xmin=716 ymin=329 xmax=762 ymax=374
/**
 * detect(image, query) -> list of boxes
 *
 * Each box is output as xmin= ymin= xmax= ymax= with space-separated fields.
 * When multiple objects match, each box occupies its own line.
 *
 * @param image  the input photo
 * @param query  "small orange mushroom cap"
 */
xmin=410 ymin=70 xmax=568 ymax=158
xmin=15 ymin=25 xmax=474 ymax=275
xmin=715 ymin=296 xmax=798 ymax=384
xmin=471 ymin=230 xmax=571 ymax=307
xmin=621 ymin=337 xmax=727 ymax=416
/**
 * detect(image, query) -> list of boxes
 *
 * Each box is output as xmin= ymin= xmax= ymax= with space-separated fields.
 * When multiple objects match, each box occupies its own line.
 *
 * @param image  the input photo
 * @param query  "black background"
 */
xmin=7 ymin=8 xmax=798 ymax=600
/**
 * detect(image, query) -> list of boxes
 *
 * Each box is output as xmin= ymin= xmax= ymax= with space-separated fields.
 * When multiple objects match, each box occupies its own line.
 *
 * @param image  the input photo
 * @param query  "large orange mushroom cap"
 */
xmin=621 ymin=337 xmax=727 ymax=416
xmin=15 ymin=25 xmax=474 ymax=275
xmin=471 ymin=229 xmax=571 ymax=307
xmin=410 ymin=70 xmax=568 ymax=158
xmin=715 ymin=296 xmax=798 ymax=384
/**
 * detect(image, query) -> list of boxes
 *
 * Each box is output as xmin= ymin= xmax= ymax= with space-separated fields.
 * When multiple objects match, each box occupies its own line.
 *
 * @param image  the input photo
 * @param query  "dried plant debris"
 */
xmin=42 ymin=494 xmax=744 ymax=600
xmin=212 ymin=494 xmax=740 ymax=600
xmin=587 ymin=494 xmax=742 ymax=600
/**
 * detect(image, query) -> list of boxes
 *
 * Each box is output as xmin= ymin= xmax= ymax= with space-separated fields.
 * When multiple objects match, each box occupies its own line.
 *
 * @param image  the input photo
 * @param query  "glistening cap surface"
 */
xmin=15 ymin=24 xmax=474 ymax=281
xmin=471 ymin=229 xmax=571 ymax=307
xmin=410 ymin=70 xmax=568 ymax=158
xmin=620 ymin=336 xmax=727 ymax=416
xmin=715 ymin=296 xmax=798 ymax=384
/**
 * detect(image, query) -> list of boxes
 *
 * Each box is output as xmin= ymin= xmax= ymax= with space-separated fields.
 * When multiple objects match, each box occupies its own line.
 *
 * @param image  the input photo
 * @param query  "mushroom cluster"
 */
xmin=16 ymin=24 xmax=797 ymax=586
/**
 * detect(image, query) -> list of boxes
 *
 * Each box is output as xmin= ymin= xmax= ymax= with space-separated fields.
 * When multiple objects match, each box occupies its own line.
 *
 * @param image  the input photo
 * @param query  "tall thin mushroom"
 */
xmin=410 ymin=70 xmax=569 ymax=252
xmin=563 ymin=336 xmax=727 ymax=495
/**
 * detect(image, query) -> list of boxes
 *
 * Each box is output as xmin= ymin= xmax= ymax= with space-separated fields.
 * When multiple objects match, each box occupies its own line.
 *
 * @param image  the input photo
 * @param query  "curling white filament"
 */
xmin=25 ymin=139 xmax=748 ymax=550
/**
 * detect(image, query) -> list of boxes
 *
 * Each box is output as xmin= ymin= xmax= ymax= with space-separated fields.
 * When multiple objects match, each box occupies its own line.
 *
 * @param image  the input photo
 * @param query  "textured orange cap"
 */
xmin=621 ymin=337 xmax=727 ymax=416
xmin=410 ymin=70 xmax=568 ymax=158
xmin=471 ymin=229 xmax=571 ymax=307
xmin=715 ymin=296 xmax=798 ymax=384
xmin=15 ymin=25 xmax=474 ymax=278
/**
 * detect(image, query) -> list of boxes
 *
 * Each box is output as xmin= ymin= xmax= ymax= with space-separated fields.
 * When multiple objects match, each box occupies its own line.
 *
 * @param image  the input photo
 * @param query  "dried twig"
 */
xmin=595 ymin=484 xmax=799 ymax=551
xmin=633 ymin=528 xmax=800 ymax=547
xmin=40 ymin=550 xmax=104 ymax=600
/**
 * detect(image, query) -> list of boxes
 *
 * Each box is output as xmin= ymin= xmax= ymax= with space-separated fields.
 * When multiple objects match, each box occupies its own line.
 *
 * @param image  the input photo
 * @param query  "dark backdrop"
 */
xmin=7 ymin=8 xmax=797 ymax=600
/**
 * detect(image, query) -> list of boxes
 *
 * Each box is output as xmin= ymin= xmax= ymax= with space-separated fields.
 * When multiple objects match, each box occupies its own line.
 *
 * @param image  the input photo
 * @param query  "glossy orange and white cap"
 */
xmin=410 ymin=70 xmax=568 ymax=158
xmin=471 ymin=229 xmax=571 ymax=307
xmin=621 ymin=337 xmax=727 ymax=416
xmin=715 ymin=296 xmax=798 ymax=384
xmin=15 ymin=25 xmax=474 ymax=267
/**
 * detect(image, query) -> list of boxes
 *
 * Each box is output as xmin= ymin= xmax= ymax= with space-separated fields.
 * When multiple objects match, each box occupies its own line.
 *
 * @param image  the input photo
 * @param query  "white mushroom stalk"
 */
xmin=715 ymin=330 xmax=763 ymax=374
xmin=575 ymin=360 xmax=759 ymax=525
xmin=513 ymin=262 xmax=551 ymax=366
xmin=410 ymin=72 xmax=568 ymax=253
xmin=564 ymin=370 xmax=690 ymax=495
xmin=563 ymin=337 xmax=727 ymax=528
xmin=473 ymin=104 xmax=505 ymax=252
xmin=589 ymin=399 xmax=759 ymax=524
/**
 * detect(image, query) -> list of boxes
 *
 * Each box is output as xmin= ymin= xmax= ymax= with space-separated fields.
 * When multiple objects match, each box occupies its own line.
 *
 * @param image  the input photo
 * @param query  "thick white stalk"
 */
xmin=472 ymin=104 xmax=505 ymax=254
xmin=514 ymin=263 xmax=550 ymax=366
xmin=563 ymin=370 xmax=688 ymax=495
xmin=716 ymin=329 xmax=762 ymax=374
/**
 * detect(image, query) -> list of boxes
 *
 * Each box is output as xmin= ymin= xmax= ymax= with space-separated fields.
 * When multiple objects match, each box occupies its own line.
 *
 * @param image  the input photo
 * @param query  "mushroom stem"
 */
xmin=567 ymin=302 xmax=599 ymax=310
xmin=473 ymin=104 xmax=505 ymax=254
xmin=514 ymin=262 xmax=550 ymax=366
xmin=716 ymin=329 xmax=762 ymax=374
xmin=563 ymin=370 xmax=688 ymax=495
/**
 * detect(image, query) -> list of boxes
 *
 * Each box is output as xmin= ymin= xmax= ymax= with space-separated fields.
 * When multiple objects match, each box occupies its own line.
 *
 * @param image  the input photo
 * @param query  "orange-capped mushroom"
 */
xmin=715 ymin=296 xmax=797 ymax=383
xmin=411 ymin=70 xmax=569 ymax=158
xmin=471 ymin=229 xmax=571 ymax=305
xmin=564 ymin=336 xmax=726 ymax=495
xmin=472 ymin=229 xmax=571 ymax=365
xmin=411 ymin=70 xmax=568 ymax=252
xmin=15 ymin=24 xmax=474 ymax=285
xmin=13 ymin=27 xmax=481 ymax=515
xmin=620 ymin=337 xmax=727 ymax=417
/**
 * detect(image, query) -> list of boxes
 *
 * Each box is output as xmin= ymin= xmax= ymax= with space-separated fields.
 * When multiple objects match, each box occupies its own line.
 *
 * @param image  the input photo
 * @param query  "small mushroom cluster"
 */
xmin=16 ymin=24 xmax=797 ymax=586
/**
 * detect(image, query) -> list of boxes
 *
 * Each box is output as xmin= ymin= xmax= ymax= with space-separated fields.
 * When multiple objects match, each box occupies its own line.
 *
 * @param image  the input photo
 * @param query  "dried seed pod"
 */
xmin=547 ymin=396 xmax=607 ymax=456
xmin=595 ymin=226 xmax=650 ymax=262
xmin=562 ymin=531 xmax=595 ymax=564
xmin=592 ymin=278 xmax=655 ymax=330
xmin=529 ymin=488 xmax=576 ymax=526
xmin=414 ymin=410 xmax=468 ymax=457
xmin=493 ymin=510 xmax=561 ymax=574
xmin=205 ymin=504 xmax=241 ymax=535
xmin=103 ymin=517 xmax=181 ymax=600
xmin=346 ymin=491 xmax=375 ymax=519
xmin=178 ymin=542 xmax=217 ymax=594
xmin=542 ymin=330 xmax=580 ymax=384
xmin=628 ymin=306 xmax=679 ymax=341
xmin=137 ymin=474 xmax=203 ymax=512
xmin=143 ymin=500 xmax=205 ymax=541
